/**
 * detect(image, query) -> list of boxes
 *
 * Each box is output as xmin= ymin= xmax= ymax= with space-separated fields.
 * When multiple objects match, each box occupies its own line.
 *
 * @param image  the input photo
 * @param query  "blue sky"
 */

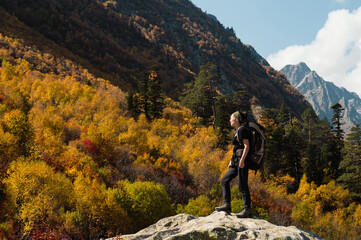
xmin=191 ymin=0 xmax=361 ymax=97
xmin=191 ymin=0 xmax=360 ymax=57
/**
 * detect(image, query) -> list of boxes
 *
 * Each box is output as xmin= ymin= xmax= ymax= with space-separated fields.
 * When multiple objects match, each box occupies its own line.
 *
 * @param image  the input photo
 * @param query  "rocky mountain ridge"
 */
xmin=109 ymin=211 xmax=322 ymax=240
xmin=280 ymin=62 xmax=361 ymax=132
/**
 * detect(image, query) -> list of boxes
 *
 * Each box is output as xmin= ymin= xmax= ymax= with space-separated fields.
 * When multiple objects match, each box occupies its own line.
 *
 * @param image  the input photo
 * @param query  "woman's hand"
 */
xmin=239 ymin=160 xmax=245 ymax=169
xmin=228 ymin=161 xmax=232 ymax=169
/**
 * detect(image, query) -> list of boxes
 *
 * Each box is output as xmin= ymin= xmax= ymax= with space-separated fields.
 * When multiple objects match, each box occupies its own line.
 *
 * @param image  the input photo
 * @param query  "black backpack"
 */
xmin=248 ymin=122 xmax=266 ymax=171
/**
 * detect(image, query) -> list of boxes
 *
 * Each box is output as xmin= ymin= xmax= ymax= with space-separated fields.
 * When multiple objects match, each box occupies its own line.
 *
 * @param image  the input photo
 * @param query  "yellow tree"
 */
xmin=116 ymin=180 xmax=175 ymax=231
xmin=4 ymin=160 xmax=73 ymax=237
xmin=72 ymin=174 xmax=131 ymax=238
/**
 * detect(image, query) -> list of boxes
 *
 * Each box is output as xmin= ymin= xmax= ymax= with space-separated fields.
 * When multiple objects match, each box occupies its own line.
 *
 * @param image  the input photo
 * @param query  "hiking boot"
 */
xmin=236 ymin=208 xmax=252 ymax=218
xmin=215 ymin=203 xmax=231 ymax=213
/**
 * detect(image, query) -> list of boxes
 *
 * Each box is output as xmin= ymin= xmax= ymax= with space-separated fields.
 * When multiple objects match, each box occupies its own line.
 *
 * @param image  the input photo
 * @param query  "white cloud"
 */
xmin=267 ymin=7 xmax=361 ymax=97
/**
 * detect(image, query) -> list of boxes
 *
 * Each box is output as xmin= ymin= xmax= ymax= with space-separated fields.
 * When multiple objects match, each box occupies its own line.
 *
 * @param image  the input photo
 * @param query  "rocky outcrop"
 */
xmin=246 ymin=45 xmax=270 ymax=67
xmin=281 ymin=62 xmax=361 ymax=133
xmin=110 ymin=211 xmax=322 ymax=240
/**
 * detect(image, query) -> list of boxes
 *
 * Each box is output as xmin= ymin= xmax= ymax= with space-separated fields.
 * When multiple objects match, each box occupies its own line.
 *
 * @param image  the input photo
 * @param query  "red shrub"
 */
xmin=82 ymin=139 xmax=100 ymax=158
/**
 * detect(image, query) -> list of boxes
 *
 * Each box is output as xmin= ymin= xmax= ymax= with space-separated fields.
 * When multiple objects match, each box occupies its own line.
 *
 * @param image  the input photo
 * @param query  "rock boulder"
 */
xmin=109 ymin=211 xmax=322 ymax=240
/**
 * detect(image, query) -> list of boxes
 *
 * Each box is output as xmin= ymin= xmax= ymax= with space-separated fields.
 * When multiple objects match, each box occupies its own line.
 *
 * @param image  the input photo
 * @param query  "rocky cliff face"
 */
xmin=280 ymin=62 xmax=361 ymax=133
xmin=110 ymin=212 xmax=322 ymax=240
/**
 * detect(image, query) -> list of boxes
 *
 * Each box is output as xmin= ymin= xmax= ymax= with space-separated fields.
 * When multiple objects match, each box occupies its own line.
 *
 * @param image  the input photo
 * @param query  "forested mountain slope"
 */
xmin=0 ymin=35 xmax=221 ymax=238
xmin=1 ymin=1 xmax=361 ymax=240
xmin=0 ymin=0 xmax=311 ymax=117
xmin=1 ymin=49 xmax=361 ymax=239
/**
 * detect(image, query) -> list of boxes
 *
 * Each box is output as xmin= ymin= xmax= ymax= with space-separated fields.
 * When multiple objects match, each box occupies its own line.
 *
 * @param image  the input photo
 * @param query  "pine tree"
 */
xmin=283 ymin=126 xmax=304 ymax=190
xmin=338 ymin=124 xmax=361 ymax=202
xmin=329 ymin=103 xmax=345 ymax=179
xmin=131 ymin=67 xmax=165 ymax=121
xmin=138 ymin=71 xmax=150 ymax=120
xmin=331 ymin=103 xmax=345 ymax=139
xmin=148 ymin=67 xmax=165 ymax=120
xmin=214 ymin=95 xmax=231 ymax=149
xmin=346 ymin=124 xmax=361 ymax=146
xmin=301 ymin=107 xmax=318 ymax=142
xmin=126 ymin=90 xmax=141 ymax=118
xmin=304 ymin=142 xmax=324 ymax=185
xmin=276 ymin=104 xmax=289 ymax=125
xmin=261 ymin=108 xmax=286 ymax=177
xmin=301 ymin=107 xmax=329 ymax=185
xmin=231 ymin=90 xmax=250 ymax=112
xmin=180 ymin=62 xmax=219 ymax=125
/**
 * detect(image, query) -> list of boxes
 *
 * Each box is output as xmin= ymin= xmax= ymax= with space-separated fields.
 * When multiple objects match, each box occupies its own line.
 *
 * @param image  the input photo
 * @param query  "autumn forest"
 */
xmin=0 ymin=0 xmax=361 ymax=240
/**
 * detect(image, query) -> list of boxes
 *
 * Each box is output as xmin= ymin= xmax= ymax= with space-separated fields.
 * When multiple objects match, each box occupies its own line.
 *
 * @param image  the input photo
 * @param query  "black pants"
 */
xmin=220 ymin=163 xmax=251 ymax=209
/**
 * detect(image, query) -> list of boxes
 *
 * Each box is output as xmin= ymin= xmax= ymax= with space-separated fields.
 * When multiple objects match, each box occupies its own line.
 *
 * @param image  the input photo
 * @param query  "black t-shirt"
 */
xmin=232 ymin=125 xmax=251 ymax=154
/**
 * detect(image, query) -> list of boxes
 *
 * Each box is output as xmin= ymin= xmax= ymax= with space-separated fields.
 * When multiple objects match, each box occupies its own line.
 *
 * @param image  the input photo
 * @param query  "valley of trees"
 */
xmin=1 ymin=31 xmax=361 ymax=240
xmin=0 ymin=33 xmax=361 ymax=239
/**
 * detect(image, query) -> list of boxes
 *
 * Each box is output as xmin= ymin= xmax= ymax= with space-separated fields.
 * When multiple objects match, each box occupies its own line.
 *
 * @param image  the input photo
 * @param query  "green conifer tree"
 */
xmin=138 ymin=71 xmax=150 ymax=120
xmin=304 ymin=142 xmax=323 ymax=185
xmin=346 ymin=123 xmax=361 ymax=145
xmin=132 ymin=67 xmax=165 ymax=121
xmin=180 ymin=62 xmax=218 ymax=125
xmin=301 ymin=107 xmax=327 ymax=185
xmin=331 ymin=103 xmax=345 ymax=139
xmin=276 ymin=104 xmax=289 ymax=125
xmin=214 ymin=95 xmax=231 ymax=149
xmin=283 ymin=125 xmax=304 ymax=190
xmin=231 ymin=90 xmax=250 ymax=112
xmin=126 ymin=90 xmax=141 ymax=118
xmin=261 ymin=108 xmax=286 ymax=177
xmin=329 ymin=103 xmax=345 ymax=179
xmin=338 ymin=124 xmax=361 ymax=202
xmin=148 ymin=67 xmax=165 ymax=120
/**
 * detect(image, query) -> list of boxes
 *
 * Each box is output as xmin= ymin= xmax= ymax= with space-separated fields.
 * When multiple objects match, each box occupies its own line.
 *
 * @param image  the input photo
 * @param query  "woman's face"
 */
xmin=230 ymin=115 xmax=239 ymax=128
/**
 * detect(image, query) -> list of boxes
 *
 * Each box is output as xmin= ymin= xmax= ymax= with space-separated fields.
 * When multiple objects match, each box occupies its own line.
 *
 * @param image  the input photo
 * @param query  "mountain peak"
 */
xmin=283 ymin=62 xmax=311 ymax=72
xmin=296 ymin=62 xmax=311 ymax=71
xmin=110 ymin=212 xmax=322 ymax=240
xmin=281 ymin=63 xmax=361 ymax=133
xmin=280 ymin=62 xmax=311 ymax=86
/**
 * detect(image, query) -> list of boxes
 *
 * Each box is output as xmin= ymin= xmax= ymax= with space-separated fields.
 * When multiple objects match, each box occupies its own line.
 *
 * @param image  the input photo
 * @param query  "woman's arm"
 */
xmin=239 ymin=139 xmax=250 ymax=168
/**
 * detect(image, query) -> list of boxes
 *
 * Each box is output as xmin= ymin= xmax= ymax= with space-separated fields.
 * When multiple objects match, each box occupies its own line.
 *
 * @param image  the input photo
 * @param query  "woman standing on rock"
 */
xmin=215 ymin=111 xmax=252 ymax=218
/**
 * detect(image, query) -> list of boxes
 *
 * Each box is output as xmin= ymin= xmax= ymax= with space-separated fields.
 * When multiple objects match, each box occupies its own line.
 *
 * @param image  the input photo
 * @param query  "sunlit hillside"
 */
xmin=1 ymin=0 xmax=361 ymax=239
xmin=0 ymin=0 xmax=311 ymax=117
xmin=0 ymin=34 xmax=231 ymax=238
xmin=0 ymin=32 xmax=361 ymax=240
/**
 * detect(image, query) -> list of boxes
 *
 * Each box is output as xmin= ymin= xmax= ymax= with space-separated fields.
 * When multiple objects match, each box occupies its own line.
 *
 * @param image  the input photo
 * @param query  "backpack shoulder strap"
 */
xmin=235 ymin=126 xmax=241 ymax=143
xmin=248 ymin=122 xmax=266 ymax=140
